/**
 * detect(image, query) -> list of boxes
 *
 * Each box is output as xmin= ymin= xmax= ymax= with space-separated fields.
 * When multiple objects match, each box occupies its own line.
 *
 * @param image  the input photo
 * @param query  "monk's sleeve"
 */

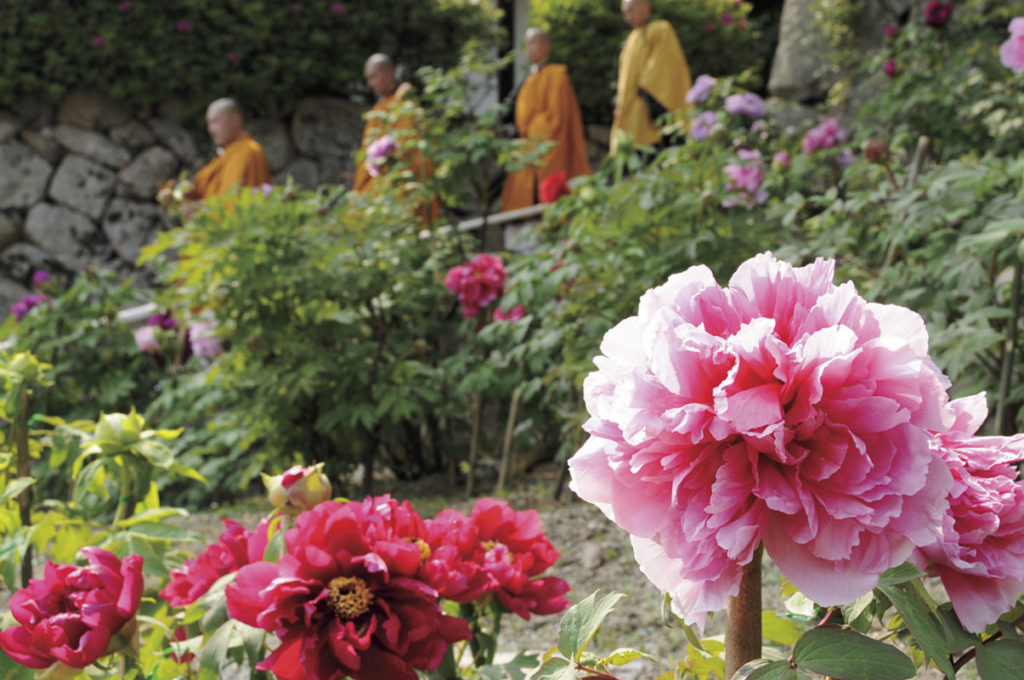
xmin=524 ymin=69 xmax=570 ymax=142
xmin=217 ymin=147 xmax=258 ymax=192
xmin=639 ymin=23 xmax=693 ymax=116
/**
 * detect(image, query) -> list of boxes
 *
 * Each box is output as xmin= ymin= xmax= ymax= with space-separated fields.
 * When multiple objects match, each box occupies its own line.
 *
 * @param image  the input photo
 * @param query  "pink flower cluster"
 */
xmin=569 ymin=253 xmax=1024 ymax=632
xmin=160 ymin=518 xmax=270 ymax=607
xmin=1000 ymin=18 xmax=1024 ymax=74
xmin=225 ymin=496 xmax=568 ymax=680
xmin=365 ymin=134 xmax=397 ymax=178
xmin=0 ymin=548 xmax=143 ymax=669
xmin=722 ymin=149 xmax=767 ymax=208
xmin=444 ymin=253 xmax=506 ymax=318
xmin=802 ymin=117 xmax=848 ymax=153
xmin=10 ymin=270 xmax=52 ymax=321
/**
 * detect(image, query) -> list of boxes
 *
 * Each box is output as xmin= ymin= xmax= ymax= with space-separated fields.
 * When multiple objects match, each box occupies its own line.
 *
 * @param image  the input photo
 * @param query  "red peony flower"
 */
xmin=160 ymin=517 xmax=270 ymax=607
xmin=0 ymin=547 xmax=143 ymax=669
xmin=923 ymin=0 xmax=953 ymax=28
xmin=444 ymin=253 xmax=506 ymax=319
xmin=539 ymin=171 xmax=570 ymax=204
xmin=225 ymin=500 xmax=471 ymax=680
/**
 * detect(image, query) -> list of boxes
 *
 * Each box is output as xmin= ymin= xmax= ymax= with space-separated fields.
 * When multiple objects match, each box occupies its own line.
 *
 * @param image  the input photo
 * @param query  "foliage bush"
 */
xmin=0 ymin=0 xmax=498 ymax=119
xmin=528 ymin=0 xmax=762 ymax=125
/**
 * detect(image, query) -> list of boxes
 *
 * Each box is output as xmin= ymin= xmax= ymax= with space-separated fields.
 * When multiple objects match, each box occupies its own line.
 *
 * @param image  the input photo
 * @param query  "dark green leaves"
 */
xmin=792 ymin=626 xmax=916 ymax=680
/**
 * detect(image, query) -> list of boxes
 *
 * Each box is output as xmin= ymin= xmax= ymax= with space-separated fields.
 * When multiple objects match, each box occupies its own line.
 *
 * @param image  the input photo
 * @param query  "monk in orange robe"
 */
xmin=353 ymin=53 xmax=439 ymax=222
xmin=611 ymin=0 xmax=694 ymax=154
xmin=186 ymin=98 xmax=272 ymax=200
xmin=501 ymin=28 xmax=592 ymax=212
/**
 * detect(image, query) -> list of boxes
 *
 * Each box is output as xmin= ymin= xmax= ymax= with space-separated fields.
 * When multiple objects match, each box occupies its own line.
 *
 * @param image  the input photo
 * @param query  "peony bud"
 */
xmin=262 ymin=463 xmax=332 ymax=512
xmin=863 ymin=139 xmax=890 ymax=164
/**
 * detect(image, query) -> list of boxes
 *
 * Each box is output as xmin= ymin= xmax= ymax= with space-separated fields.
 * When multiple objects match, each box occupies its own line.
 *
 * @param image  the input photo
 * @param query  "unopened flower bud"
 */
xmin=263 ymin=463 xmax=332 ymax=513
xmin=863 ymin=139 xmax=890 ymax=164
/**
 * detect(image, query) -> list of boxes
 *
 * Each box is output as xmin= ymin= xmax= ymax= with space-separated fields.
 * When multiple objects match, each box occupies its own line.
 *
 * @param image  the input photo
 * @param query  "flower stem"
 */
xmin=724 ymin=544 xmax=763 ymax=679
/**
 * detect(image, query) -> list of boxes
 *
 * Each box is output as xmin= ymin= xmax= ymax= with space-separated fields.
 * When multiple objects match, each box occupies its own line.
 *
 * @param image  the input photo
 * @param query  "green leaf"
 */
xmin=557 ymin=590 xmax=626 ymax=662
xmin=528 ymin=657 xmax=576 ymax=680
xmin=601 ymin=647 xmax=657 ymax=666
xmin=877 ymin=581 xmax=956 ymax=678
xmin=198 ymin=621 xmax=234 ymax=678
xmin=732 ymin=659 xmax=797 ymax=680
xmin=792 ymin=626 xmax=916 ymax=680
xmin=975 ymin=639 xmax=1024 ymax=680
xmin=0 ymin=477 xmax=34 ymax=505
xmin=762 ymin=610 xmax=804 ymax=645
xmin=878 ymin=563 xmax=926 ymax=586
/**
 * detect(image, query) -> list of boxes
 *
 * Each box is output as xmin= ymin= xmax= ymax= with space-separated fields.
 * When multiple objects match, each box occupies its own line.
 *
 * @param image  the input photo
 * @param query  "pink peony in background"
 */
xmin=802 ymin=117 xmax=849 ymax=153
xmin=686 ymin=74 xmax=717 ymax=103
xmin=1000 ymin=17 xmax=1024 ymax=73
xmin=366 ymin=134 xmax=397 ymax=178
xmin=569 ymin=253 xmax=954 ymax=628
xmin=444 ymin=253 xmax=506 ymax=319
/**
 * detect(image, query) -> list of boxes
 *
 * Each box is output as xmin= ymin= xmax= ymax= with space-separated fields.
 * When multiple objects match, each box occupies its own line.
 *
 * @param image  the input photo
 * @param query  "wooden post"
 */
xmin=724 ymin=545 xmax=763 ymax=679
xmin=14 ymin=390 xmax=33 ymax=587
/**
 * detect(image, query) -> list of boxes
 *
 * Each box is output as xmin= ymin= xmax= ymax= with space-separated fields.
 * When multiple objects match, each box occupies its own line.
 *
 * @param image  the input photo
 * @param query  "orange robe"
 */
xmin=501 ymin=63 xmax=592 ymax=212
xmin=353 ymin=88 xmax=439 ymax=222
xmin=611 ymin=19 xmax=693 ymax=154
xmin=190 ymin=136 xmax=272 ymax=199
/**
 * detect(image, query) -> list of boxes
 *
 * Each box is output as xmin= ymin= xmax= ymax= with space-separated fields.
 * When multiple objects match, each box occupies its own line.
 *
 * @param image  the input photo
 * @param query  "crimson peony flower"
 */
xmin=160 ymin=517 xmax=270 ymax=607
xmin=539 ymin=171 xmax=570 ymax=203
xmin=226 ymin=500 xmax=470 ymax=680
xmin=569 ymin=253 xmax=954 ymax=629
xmin=444 ymin=253 xmax=506 ymax=319
xmin=0 ymin=548 xmax=143 ymax=669
xmin=884 ymin=59 xmax=897 ymax=77
xmin=913 ymin=394 xmax=1024 ymax=632
xmin=1000 ymin=18 xmax=1024 ymax=73
xmin=885 ymin=23 xmax=900 ymax=39
xmin=802 ymin=117 xmax=848 ymax=153
xmin=923 ymin=0 xmax=953 ymax=27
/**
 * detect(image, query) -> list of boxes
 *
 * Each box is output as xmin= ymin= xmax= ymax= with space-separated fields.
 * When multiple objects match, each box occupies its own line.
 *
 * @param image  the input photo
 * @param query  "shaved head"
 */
xmin=622 ymin=0 xmax=651 ymax=28
xmin=205 ymin=97 xmax=245 ymax=147
xmin=364 ymin=53 xmax=394 ymax=71
xmin=524 ymin=27 xmax=552 ymax=65
xmin=364 ymin=53 xmax=397 ymax=97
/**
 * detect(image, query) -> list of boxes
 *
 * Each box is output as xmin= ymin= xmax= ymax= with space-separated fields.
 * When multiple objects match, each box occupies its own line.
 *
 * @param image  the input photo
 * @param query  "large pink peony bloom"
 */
xmin=160 ymin=517 xmax=271 ymax=607
xmin=1000 ymin=18 xmax=1024 ymax=74
xmin=0 ymin=547 xmax=143 ymax=669
xmin=226 ymin=500 xmax=470 ymax=680
xmin=569 ymin=253 xmax=953 ymax=628
xmin=913 ymin=394 xmax=1024 ymax=632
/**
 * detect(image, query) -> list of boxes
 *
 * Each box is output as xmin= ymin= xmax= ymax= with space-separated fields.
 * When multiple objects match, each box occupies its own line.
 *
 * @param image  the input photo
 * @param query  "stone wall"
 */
xmin=0 ymin=91 xmax=366 ymax=310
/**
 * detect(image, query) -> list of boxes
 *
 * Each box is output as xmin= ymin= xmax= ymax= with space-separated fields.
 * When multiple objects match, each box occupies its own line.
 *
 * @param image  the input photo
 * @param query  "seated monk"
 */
xmin=185 ymin=98 xmax=272 ymax=201
xmin=353 ymin=53 xmax=439 ymax=222
xmin=501 ymin=28 xmax=591 ymax=212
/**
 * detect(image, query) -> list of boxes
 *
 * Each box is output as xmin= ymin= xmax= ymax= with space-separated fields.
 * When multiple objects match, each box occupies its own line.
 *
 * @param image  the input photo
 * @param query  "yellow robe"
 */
xmin=501 ymin=63 xmax=592 ymax=212
xmin=353 ymin=88 xmax=439 ymax=222
xmin=611 ymin=19 xmax=693 ymax=154
xmin=190 ymin=136 xmax=272 ymax=199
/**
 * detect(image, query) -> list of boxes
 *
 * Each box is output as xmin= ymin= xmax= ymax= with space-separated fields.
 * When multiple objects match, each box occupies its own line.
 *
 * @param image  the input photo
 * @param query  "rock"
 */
xmin=768 ymin=0 xmax=837 ymax=101
xmin=51 ymin=124 xmax=132 ymax=169
xmin=20 ymin=128 xmax=63 ymax=165
xmin=0 ymin=141 xmax=53 ymax=210
xmin=249 ymin=119 xmax=293 ymax=172
xmin=0 ymin=212 xmax=21 ymax=250
xmin=148 ymin=118 xmax=203 ymax=167
xmin=0 ymin=242 xmax=62 ymax=282
xmin=102 ymin=199 xmax=163 ymax=263
xmin=49 ymin=155 xmax=116 ymax=220
xmin=580 ymin=542 xmax=604 ymax=570
xmin=0 ymin=110 xmax=20 ymax=143
xmin=290 ymin=97 xmax=364 ymax=158
xmin=317 ymin=155 xmax=349 ymax=187
xmin=277 ymin=158 xmax=319 ymax=189
xmin=23 ymin=203 xmax=100 ymax=271
xmin=0 ymin=276 xmax=31 ymax=317
xmin=118 ymin=146 xmax=179 ymax=200
xmin=10 ymin=99 xmax=54 ymax=128
xmin=765 ymin=98 xmax=820 ymax=133
xmin=108 ymin=120 xmax=156 ymax=153
xmin=57 ymin=90 xmax=129 ymax=130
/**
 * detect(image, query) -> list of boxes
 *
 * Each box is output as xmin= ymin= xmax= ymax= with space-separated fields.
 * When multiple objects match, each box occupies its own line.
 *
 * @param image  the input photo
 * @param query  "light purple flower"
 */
xmin=189 ymin=322 xmax=222 ymax=359
xmin=1000 ymin=18 xmax=1024 ymax=73
xmin=250 ymin=183 xmax=272 ymax=196
xmin=837 ymin=148 xmax=856 ymax=167
xmin=366 ymin=134 xmax=397 ymax=178
xmin=10 ymin=294 xmax=50 ymax=322
xmin=31 ymin=270 xmax=51 ymax=288
xmin=686 ymin=75 xmax=717 ymax=104
xmin=737 ymin=148 xmax=762 ymax=162
xmin=689 ymin=111 xmax=718 ymax=141
xmin=724 ymin=92 xmax=765 ymax=118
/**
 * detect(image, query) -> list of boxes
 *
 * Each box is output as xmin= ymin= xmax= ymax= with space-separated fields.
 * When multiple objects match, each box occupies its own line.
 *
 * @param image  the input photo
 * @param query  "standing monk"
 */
xmin=186 ymin=98 xmax=272 ymax=200
xmin=501 ymin=28 xmax=591 ymax=212
xmin=610 ymin=0 xmax=693 ymax=155
xmin=353 ymin=53 xmax=439 ymax=221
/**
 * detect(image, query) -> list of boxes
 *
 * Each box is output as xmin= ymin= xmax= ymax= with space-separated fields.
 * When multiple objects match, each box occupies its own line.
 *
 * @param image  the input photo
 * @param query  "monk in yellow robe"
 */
xmin=353 ymin=53 xmax=439 ymax=222
xmin=610 ymin=0 xmax=694 ymax=154
xmin=501 ymin=28 xmax=592 ymax=212
xmin=186 ymin=98 xmax=272 ymax=200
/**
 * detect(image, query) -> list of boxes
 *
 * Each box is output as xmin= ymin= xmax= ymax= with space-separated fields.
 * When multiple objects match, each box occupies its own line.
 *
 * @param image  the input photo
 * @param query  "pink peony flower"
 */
xmin=444 ymin=253 xmax=506 ymax=319
xmin=569 ymin=253 xmax=954 ymax=629
xmin=11 ymin=293 xmax=50 ymax=321
xmin=913 ymin=394 xmax=1024 ymax=632
xmin=494 ymin=303 xmax=526 ymax=322
xmin=225 ymin=500 xmax=470 ymax=680
xmin=999 ymin=18 xmax=1024 ymax=73
xmin=175 ymin=19 xmax=193 ymax=33
xmin=539 ymin=171 xmax=570 ymax=203
xmin=724 ymin=92 xmax=765 ymax=118
xmin=188 ymin=320 xmax=222 ymax=358
xmin=802 ymin=117 xmax=849 ymax=153
xmin=772 ymin=150 xmax=791 ymax=169
xmin=885 ymin=23 xmax=900 ymax=39
xmin=0 ymin=548 xmax=143 ymax=669
xmin=31 ymin=270 xmax=51 ymax=287
xmin=159 ymin=517 xmax=271 ymax=607
xmin=722 ymin=162 xmax=767 ymax=208
xmin=884 ymin=59 xmax=897 ymax=77
xmin=134 ymin=326 xmax=160 ymax=355
xmin=923 ymin=0 xmax=953 ymax=28
xmin=92 ymin=35 xmax=108 ymax=47
xmin=365 ymin=134 xmax=397 ymax=178
xmin=721 ymin=11 xmax=733 ymax=26
xmin=686 ymin=74 xmax=717 ymax=104
xmin=330 ymin=2 xmax=345 ymax=13
xmin=689 ymin=111 xmax=718 ymax=141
